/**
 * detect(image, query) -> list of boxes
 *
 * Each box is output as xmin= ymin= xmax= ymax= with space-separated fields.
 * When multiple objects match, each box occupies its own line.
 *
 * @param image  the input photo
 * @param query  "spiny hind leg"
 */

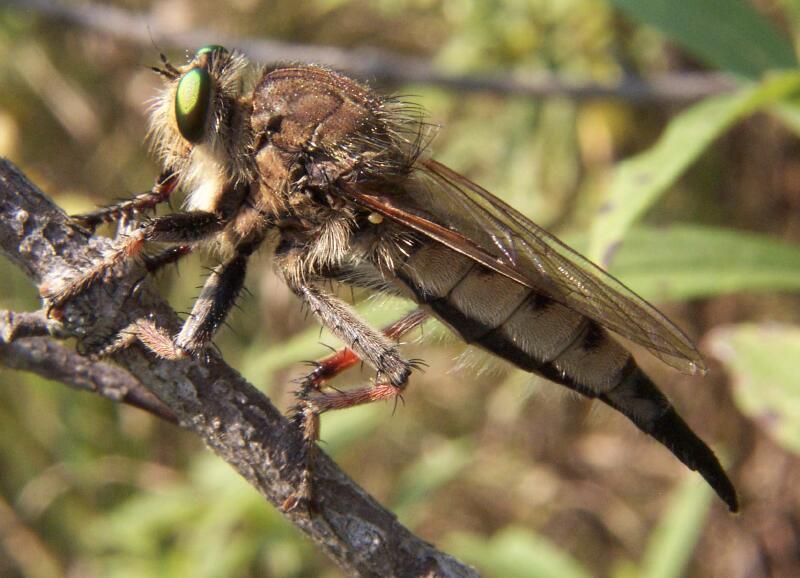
xmin=291 ymin=283 xmax=414 ymax=384
xmin=288 ymin=377 xmax=411 ymax=512
xmin=70 ymin=171 xmax=179 ymax=232
xmin=298 ymin=307 xmax=428 ymax=394
xmin=284 ymin=283 xmax=420 ymax=511
xmin=45 ymin=211 xmax=224 ymax=314
xmin=100 ymin=241 xmax=258 ymax=360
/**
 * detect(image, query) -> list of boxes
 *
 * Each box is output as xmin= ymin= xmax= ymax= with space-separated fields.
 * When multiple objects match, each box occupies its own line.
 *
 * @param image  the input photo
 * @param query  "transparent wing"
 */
xmin=339 ymin=158 xmax=705 ymax=375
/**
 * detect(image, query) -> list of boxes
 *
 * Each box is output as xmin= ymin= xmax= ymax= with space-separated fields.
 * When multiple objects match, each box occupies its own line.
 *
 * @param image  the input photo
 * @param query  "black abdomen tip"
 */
xmin=649 ymin=408 xmax=739 ymax=513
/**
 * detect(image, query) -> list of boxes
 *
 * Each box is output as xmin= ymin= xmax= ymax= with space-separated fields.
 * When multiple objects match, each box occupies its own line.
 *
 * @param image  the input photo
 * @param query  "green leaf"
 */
xmin=639 ymin=478 xmax=713 ymax=578
xmin=607 ymin=225 xmax=800 ymax=301
xmin=610 ymin=0 xmax=797 ymax=78
xmin=588 ymin=72 xmax=800 ymax=266
xmin=777 ymin=0 xmax=800 ymax=38
xmin=446 ymin=527 xmax=594 ymax=578
xmin=707 ymin=323 xmax=800 ymax=454
xmin=770 ymin=102 xmax=800 ymax=137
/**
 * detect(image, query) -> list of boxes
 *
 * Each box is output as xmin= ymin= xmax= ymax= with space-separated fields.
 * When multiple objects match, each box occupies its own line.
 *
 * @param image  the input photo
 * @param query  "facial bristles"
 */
xmin=146 ymin=48 xmax=255 ymax=193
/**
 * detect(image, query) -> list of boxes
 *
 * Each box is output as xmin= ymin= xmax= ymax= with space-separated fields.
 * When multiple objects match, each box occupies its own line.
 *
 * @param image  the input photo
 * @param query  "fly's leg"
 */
xmin=71 ymin=171 xmax=178 ymax=232
xmin=284 ymin=283 xmax=419 ymax=511
xmin=173 ymin=241 xmax=259 ymax=356
xmin=298 ymin=307 xmax=428 ymax=394
xmin=289 ymin=378 xmax=412 ymax=512
xmin=141 ymin=245 xmax=194 ymax=275
xmin=96 ymin=316 xmax=188 ymax=360
xmin=98 ymin=241 xmax=258 ymax=360
xmin=45 ymin=211 xmax=224 ymax=315
xmin=292 ymin=283 xmax=414 ymax=389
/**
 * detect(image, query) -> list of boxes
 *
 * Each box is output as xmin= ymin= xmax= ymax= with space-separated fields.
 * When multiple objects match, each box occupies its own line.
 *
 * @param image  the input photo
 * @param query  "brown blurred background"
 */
xmin=1 ymin=1 xmax=800 ymax=577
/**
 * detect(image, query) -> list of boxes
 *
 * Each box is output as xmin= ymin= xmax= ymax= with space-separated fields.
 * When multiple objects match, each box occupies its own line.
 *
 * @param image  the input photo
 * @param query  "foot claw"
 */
xmin=281 ymin=494 xmax=302 ymax=512
xmin=43 ymin=290 xmax=70 ymax=319
xmin=281 ymin=490 xmax=319 ymax=516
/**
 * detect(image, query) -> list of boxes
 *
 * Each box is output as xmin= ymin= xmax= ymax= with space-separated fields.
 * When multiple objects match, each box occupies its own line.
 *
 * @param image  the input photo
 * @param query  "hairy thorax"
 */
xmin=249 ymin=67 xmax=408 ymax=282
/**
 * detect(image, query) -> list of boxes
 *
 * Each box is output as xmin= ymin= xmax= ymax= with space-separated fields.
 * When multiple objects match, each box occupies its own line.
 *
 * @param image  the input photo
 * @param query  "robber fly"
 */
xmin=46 ymin=45 xmax=738 ymax=512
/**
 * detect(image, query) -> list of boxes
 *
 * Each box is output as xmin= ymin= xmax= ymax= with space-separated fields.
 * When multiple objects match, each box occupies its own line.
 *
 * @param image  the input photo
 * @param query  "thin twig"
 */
xmin=0 ymin=310 xmax=178 ymax=422
xmin=0 ymin=158 xmax=479 ymax=577
xmin=0 ymin=309 xmax=53 ymax=341
xmin=2 ymin=0 xmax=738 ymax=103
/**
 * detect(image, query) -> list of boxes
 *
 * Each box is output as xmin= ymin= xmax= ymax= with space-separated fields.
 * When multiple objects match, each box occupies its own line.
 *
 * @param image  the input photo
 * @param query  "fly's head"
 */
xmin=148 ymin=45 xmax=255 ymax=196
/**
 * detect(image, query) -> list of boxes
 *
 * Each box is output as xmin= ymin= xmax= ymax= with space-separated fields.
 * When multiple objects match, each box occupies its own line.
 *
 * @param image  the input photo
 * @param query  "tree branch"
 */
xmin=0 ymin=309 xmax=178 ymax=422
xmin=0 ymin=157 xmax=479 ymax=577
xmin=3 ymin=0 xmax=737 ymax=103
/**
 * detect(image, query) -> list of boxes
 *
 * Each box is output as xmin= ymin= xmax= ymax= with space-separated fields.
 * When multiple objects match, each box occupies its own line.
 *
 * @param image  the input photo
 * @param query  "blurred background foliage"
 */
xmin=1 ymin=0 xmax=800 ymax=576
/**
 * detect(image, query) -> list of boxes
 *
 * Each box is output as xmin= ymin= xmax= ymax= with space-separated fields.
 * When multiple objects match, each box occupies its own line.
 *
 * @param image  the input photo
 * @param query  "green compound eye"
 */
xmin=196 ymin=44 xmax=228 ymax=58
xmin=175 ymin=67 xmax=212 ymax=143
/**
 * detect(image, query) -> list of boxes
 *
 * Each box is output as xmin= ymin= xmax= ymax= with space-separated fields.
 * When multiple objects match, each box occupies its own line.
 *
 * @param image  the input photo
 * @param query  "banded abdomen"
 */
xmin=394 ymin=240 xmax=738 ymax=511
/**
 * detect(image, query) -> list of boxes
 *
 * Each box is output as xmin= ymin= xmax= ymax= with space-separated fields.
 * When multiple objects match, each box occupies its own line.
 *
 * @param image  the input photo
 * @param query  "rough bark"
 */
xmin=0 ymin=309 xmax=178 ymax=422
xmin=0 ymin=157 xmax=479 ymax=578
